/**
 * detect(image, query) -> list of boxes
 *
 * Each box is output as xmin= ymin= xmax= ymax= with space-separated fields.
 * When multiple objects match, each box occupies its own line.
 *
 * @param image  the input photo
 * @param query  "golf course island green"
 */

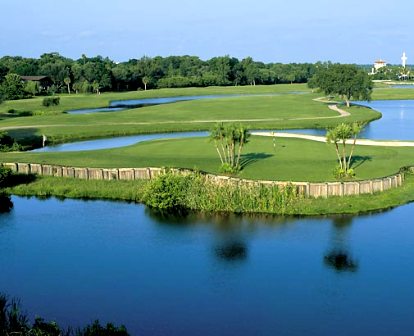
xmin=2 ymin=83 xmax=414 ymax=215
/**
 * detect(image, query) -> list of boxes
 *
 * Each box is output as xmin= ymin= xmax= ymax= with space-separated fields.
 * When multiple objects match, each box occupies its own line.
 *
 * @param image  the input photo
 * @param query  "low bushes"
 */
xmin=143 ymin=171 xmax=300 ymax=214
xmin=0 ymin=293 xmax=130 ymax=335
xmin=42 ymin=96 xmax=60 ymax=107
xmin=0 ymin=132 xmax=21 ymax=152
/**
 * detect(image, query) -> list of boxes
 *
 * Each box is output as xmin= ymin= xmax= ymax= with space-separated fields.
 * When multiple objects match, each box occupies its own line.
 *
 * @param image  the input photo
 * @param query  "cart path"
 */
xmin=252 ymin=132 xmax=414 ymax=147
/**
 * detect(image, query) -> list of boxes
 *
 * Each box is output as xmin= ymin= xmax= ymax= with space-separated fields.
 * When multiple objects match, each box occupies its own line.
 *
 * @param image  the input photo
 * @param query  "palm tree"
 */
xmin=210 ymin=123 xmax=250 ymax=172
xmin=346 ymin=122 xmax=365 ymax=171
xmin=64 ymin=77 xmax=71 ymax=94
xmin=326 ymin=127 xmax=342 ymax=169
xmin=142 ymin=76 xmax=150 ymax=91
xmin=210 ymin=123 xmax=226 ymax=164
xmin=326 ymin=122 xmax=364 ymax=176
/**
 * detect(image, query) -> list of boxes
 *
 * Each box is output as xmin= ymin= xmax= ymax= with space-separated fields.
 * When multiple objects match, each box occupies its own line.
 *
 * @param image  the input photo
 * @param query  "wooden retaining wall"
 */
xmin=1 ymin=162 xmax=405 ymax=199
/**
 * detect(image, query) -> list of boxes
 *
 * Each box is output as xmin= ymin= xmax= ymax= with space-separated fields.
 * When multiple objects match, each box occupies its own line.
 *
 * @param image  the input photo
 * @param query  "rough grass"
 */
xmin=6 ymin=173 xmax=414 ymax=216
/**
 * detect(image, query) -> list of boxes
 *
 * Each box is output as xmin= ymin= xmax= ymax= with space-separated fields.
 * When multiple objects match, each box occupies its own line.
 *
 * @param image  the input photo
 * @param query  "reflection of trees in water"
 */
xmin=324 ymin=215 xmax=359 ymax=273
xmin=145 ymin=207 xmax=192 ymax=225
xmin=215 ymin=241 xmax=247 ymax=262
xmin=0 ymin=194 xmax=13 ymax=213
xmin=324 ymin=249 xmax=358 ymax=272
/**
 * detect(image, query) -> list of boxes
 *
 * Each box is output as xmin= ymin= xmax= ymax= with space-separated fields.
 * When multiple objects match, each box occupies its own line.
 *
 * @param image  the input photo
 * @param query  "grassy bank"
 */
xmin=7 ymin=176 xmax=147 ymax=202
xmin=2 ymin=136 xmax=414 ymax=182
xmin=6 ymin=172 xmax=414 ymax=215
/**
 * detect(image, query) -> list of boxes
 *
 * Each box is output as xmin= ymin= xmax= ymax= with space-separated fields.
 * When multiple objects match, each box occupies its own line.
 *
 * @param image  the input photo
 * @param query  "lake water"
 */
xmin=281 ymin=99 xmax=414 ymax=140
xmin=392 ymin=84 xmax=414 ymax=89
xmin=1 ymin=196 xmax=414 ymax=335
xmin=32 ymin=131 xmax=209 ymax=152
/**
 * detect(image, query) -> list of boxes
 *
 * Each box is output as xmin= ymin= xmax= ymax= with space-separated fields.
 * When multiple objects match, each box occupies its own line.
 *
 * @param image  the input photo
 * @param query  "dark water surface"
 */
xmin=32 ymin=131 xmax=209 ymax=152
xmin=1 ymin=196 xmax=414 ymax=335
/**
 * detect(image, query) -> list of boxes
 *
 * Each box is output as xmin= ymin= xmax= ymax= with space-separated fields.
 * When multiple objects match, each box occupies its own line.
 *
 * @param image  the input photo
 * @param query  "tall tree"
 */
xmin=0 ymin=73 xmax=27 ymax=100
xmin=310 ymin=64 xmax=372 ymax=107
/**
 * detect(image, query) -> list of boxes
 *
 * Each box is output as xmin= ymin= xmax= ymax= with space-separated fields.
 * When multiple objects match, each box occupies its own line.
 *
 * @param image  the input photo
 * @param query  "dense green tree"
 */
xmin=0 ymin=53 xmax=321 ymax=98
xmin=24 ymin=80 xmax=40 ymax=96
xmin=208 ymin=56 xmax=232 ymax=85
xmin=0 ymin=73 xmax=27 ymax=100
xmin=0 ymin=64 xmax=8 ymax=82
xmin=310 ymin=64 xmax=372 ymax=107
xmin=241 ymin=57 xmax=260 ymax=85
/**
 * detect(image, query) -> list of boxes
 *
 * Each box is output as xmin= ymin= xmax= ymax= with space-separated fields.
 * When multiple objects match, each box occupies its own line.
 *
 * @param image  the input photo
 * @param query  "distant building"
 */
xmin=369 ymin=59 xmax=387 ymax=75
xmin=20 ymin=76 xmax=53 ymax=91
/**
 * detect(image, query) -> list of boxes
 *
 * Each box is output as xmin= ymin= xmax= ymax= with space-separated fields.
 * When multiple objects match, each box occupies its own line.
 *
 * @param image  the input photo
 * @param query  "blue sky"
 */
xmin=1 ymin=0 xmax=413 ymax=64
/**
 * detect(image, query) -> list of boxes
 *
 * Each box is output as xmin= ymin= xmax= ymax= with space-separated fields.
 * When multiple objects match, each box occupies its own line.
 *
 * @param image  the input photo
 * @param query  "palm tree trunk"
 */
xmin=214 ymin=141 xmax=224 ymax=164
xmin=236 ymin=143 xmax=243 ymax=168
xmin=334 ymin=142 xmax=342 ymax=169
xmin=221 ymin=142 xmax=228 ymax=163
xmin=342 ymin=141 xmax=347 ymax=172
xmin=347 ymin=136 xmax=358 ymax=171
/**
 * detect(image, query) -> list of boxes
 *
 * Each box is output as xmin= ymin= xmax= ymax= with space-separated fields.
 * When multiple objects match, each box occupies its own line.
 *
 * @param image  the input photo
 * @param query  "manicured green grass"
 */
xmin=2 ymin=136 xmax=414 ymax=182
xmin=1 ymin=92 xmax=380 ymax=144
xmin=371 ymin=87 xmax=414 ymax=100
xmin=0 ymin=84 xmax=309 ymax=116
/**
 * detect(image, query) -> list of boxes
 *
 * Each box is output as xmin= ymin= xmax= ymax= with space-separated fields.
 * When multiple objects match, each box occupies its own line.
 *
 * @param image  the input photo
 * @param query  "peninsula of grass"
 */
xmin=2 ymin=136 xmax=414 ymax=182
xmin=1 ymin=92 xmax=380 ymax=145
xmin=0 ymin=84 xmax=309 ymax=116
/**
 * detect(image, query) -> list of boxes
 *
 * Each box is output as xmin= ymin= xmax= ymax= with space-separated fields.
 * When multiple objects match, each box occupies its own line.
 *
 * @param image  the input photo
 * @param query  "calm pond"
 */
xmin=1 ymin=196 xmax=414 ymax=335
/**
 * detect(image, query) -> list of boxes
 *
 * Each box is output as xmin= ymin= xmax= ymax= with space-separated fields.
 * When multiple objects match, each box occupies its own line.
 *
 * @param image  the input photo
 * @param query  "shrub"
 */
xmin=0 ymin=132 xmax=21 ymax=152
xmin=0 ymin=293 xmax=131 ymax=335
xmin=0 ymin=167 xmax=12 ymax=187
xmin=143 ymin=171 xmax=191 ymax=211
xmin=42 ymin=97 xmax=60 ymax=107
xmin=333 ymin=165 xmax=355 ymax=179
xmin=143 ymin=171 xmax=300 ymax=214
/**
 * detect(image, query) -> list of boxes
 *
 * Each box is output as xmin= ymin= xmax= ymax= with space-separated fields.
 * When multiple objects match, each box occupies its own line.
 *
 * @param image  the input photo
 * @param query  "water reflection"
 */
xmin=323 ymin=216 xmax=359 ymax=273
xmin=0 ymin=195 xmax=13 ymax=213
xmin=324 ymin=250 xmax=359 ymax=272
xmin=214 ymin=241 xmax=248 ymax=262
xmin=145 ymin=207 xmax=192 ymax=225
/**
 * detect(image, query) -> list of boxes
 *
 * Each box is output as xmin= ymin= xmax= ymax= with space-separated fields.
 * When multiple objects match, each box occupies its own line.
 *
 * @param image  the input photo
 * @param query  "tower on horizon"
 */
xmin=402 ymin=52 xmax=408 ymax=68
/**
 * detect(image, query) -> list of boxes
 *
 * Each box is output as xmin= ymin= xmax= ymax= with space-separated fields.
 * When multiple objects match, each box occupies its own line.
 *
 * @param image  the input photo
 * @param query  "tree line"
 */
xmin=0 ymin=53 xmax=318 ymax=97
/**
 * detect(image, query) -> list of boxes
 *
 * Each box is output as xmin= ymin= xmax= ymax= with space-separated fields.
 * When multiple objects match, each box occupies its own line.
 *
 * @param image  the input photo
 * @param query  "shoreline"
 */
xmin=5 ymin=171 xmax=414 ymax=216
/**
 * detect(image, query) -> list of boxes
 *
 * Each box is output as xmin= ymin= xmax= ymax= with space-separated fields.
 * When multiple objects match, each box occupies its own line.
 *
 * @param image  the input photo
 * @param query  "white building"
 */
xmin=374 ymin=59 xmax=387 ymax=71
